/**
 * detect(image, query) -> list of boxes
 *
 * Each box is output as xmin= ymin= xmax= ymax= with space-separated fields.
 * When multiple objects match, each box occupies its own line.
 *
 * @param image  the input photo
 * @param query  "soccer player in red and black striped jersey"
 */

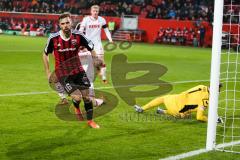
xmin=42 ymin=13 xmax=100 ymax=128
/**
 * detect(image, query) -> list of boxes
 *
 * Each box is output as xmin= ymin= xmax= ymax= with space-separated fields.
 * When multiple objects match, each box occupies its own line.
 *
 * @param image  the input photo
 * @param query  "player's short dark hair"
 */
xmin=58 ymin=12 xmax=71 ymax=22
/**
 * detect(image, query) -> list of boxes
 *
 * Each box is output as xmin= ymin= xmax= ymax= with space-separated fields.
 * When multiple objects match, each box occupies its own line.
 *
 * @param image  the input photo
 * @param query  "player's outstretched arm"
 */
xmin=42 ymin=53 xmax=51 ymax=80
xmin=104 ymin=27 xmax=113 ymax=43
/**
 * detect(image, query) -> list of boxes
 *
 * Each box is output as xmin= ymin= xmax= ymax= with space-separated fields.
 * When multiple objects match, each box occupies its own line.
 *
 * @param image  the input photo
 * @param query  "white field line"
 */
xmin=160 ymin=140 xmax=240 ymax=160
xmin=0 ymin=91 xmax=52 ymax=97
xmin=1 ymin=50 xmax=40 ymax=52
xmin=0 ymin=79 xmax=209 ymax=97
xmin=160 ymin=149 xmax=207 ymax=160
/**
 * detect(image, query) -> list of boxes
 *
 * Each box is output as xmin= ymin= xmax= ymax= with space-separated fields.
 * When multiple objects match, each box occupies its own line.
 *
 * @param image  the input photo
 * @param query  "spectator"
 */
xmin=165 ymin=27 xmax=172 ymax=43
xmin=33 ymin=20 xmax=40 ymax=31
xmin=183 ymin=27 xmax=189 ymax=45
xmin=171 ymin=28 xmax=177 ymax=44
xmin=147 ymin=8 xmax=156 ymax=19
xmin=168 ymin=9 xmax=176 ymax=19
xmin=156 ymin=27 xmax=165 ymax=43
xmin=175 ymin=28 xmax=181 ymax=43
xmin=58 ymin=0 xmax=65 ymax=9
xmin=199 ymin=25 xmax=206 ymax=47
xmin=126 ymin=4 xmax=132 ymax=15
xmin=45 ymin=20 xmax=53 ymax=34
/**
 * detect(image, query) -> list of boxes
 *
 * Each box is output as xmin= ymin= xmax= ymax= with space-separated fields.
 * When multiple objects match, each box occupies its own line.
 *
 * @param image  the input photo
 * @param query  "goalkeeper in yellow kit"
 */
xmin=134 ymin=85 xmax=223 ymax=122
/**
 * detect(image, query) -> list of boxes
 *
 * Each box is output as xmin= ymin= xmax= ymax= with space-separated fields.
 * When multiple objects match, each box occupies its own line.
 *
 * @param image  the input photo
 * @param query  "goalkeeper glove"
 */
xmin=217 ymin=117 xmax=224 ymax=124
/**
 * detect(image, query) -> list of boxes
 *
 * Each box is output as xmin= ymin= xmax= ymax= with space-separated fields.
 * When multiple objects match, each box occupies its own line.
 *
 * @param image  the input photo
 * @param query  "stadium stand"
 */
xmin=0 ymin=0 xmax=215 ymax=21
xmin=0 ymin=0 xmax=239 ymax=47
xmin=0 ymin=17 xmax=59 ymax=35
xmin=0 ymin=0 xmax=239 ymax=22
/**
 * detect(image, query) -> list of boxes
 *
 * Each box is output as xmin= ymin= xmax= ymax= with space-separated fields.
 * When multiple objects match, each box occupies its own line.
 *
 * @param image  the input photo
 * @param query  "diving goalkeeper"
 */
xmin=134 ymin=85 xmax=223 ymax=123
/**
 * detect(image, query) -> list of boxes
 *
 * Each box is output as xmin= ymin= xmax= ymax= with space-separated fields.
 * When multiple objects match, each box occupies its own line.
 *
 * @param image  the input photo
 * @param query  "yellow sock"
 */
xmin=142 ymin=96 xmax=164 ymax=111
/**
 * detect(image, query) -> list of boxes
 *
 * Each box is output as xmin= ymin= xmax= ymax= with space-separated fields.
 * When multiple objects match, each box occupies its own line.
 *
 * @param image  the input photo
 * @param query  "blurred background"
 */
xmin=0 ymin=0 xmax=238 ymax=48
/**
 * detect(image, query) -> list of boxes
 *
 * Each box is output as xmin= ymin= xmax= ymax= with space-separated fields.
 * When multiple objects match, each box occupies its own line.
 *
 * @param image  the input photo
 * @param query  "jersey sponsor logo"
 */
xmin=58 ymin=48 xmax=77 ymax=52
xmin=71 ymin=39 xmax=77 ymax=45
xmin=88 ymin=24 xmax=100 ymax=28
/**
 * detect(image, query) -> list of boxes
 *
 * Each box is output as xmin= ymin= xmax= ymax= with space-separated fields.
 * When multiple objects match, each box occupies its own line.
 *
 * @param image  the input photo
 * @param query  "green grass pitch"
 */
xmin=0 ymin=35 xmax=239 ymax=160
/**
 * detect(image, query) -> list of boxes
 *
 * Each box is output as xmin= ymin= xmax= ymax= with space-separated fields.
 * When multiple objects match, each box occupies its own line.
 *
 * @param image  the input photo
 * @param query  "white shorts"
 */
xmin=78 ymin=51 xmax=96 ymax=97
xmin=94 ymin=43 xmax=104 ymax=56
xmin=78 ymin=51 xmax=94 ymax=83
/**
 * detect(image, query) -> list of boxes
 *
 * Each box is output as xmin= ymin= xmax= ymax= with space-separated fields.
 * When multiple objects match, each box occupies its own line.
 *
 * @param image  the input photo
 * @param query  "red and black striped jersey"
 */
xmin=44 ymin=30 xmax=94 ymax=78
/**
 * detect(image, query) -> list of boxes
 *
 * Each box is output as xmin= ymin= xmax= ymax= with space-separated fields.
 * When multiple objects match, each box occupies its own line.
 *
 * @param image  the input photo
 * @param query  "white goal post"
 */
xmin=206 ymin=0 xmax=224 ymax=150
xmin=207 ymin=0 xmax=240 ymax=153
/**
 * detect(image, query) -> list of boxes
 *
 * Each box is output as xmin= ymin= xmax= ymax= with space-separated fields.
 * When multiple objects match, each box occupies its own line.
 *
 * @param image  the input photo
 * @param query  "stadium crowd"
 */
xmin=0 ymin=18 xmax=59 ymax=35
xmin=0 ymin=0 xmax=238 ymax=47
xmin=0 ymin=0 xmax=220 ymax=22
xmin=0 ymin=0 xmax=239 ymax=23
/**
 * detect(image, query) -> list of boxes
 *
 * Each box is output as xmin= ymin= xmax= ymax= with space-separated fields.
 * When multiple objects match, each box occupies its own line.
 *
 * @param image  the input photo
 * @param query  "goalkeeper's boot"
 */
xmin=134 ymin=105 xmax=144 ymax=113
xmin=156 ymin=107 xmax=165 ymax=115
xmin=87 ymin=120 xmax=100 ymax=129
xmin=75 ymin=108 xmax=84 ymax=121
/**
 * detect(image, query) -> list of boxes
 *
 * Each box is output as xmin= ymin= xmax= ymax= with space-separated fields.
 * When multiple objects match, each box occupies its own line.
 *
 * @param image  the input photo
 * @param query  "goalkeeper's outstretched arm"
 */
xmin=196 ymin=104 xmax=223 ymax=123
xmin=196 ymin=106 xmax=208 ymax=122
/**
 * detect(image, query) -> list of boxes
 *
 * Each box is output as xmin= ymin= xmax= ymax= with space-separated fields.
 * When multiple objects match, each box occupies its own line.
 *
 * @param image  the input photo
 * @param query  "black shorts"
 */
xmin=59 ymin=72 xmax=91 ymax=95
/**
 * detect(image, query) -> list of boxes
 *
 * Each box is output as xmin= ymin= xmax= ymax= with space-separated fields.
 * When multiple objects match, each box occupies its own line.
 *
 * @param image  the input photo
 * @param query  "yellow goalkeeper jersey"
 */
xmin=163 ymin=85 xmax=209 ymax=121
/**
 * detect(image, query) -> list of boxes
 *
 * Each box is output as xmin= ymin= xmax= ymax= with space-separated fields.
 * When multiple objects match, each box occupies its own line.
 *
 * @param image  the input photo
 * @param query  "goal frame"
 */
xmin=206 ymin=0 xmax=224 ymax=150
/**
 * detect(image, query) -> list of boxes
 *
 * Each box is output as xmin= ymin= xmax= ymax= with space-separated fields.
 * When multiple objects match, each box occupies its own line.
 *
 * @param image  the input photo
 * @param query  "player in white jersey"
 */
xmin=79 ymin=5 xmax=113 ymax=84
xmin=78 ymin=49 xmax=104 ymax=107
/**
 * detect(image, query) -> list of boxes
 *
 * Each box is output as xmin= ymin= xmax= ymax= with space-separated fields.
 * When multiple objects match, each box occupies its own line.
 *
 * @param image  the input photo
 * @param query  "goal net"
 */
xmin=207 ymin=0 xmax=240 ymax=153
